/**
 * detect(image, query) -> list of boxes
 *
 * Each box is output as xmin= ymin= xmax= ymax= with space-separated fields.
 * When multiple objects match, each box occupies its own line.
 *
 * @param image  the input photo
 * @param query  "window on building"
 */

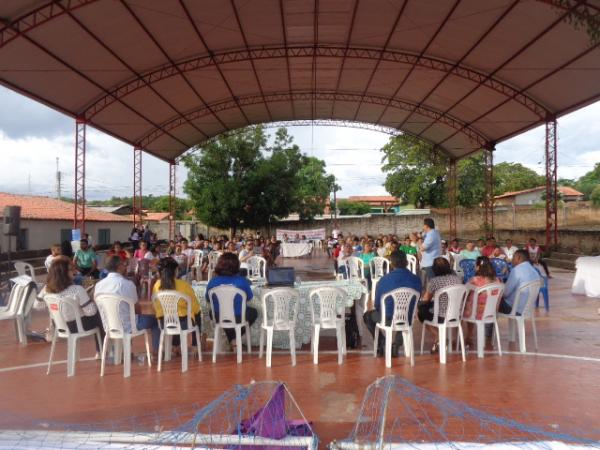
xmin=98 ymin=229 xmax=111 ymax=246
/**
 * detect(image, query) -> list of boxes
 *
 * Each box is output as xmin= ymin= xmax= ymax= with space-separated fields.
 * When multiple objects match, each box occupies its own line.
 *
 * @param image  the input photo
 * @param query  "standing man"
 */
xmin=419 ymin=218 xmax=441 ymax=285
xmin=143 ymin=225 xmax=152 ymax=246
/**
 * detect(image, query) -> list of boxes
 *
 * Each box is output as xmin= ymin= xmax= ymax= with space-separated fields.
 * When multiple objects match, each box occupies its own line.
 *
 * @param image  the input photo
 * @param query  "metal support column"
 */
xmin=168 ymin=161 xmax=176 ymax=240
xmin=448 ymin=159 xmax=457 ymax=238
xmin=483 ymin=147 xmax=495 ymax=236
xmin=74 ymin=118 xmax=86 ymax=233
xmin=545 ymin=118 xmax=558 ymax=248
xmin=133 ymin=147 xmax=142 ymax=227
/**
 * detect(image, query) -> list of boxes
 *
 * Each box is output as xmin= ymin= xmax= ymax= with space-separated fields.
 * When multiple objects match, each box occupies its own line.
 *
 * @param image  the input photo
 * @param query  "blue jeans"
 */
xmin=136 ymin=314 xmax=160 ymax=351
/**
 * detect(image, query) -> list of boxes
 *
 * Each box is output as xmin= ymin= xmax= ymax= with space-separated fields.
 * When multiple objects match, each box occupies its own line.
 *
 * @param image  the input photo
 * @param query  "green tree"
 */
xmin=293 ymin=156 xmax=336 ymax=221
xmin=577 ymin=163 xmax=600 ymax=199
xmin=337 ymin=200 xmax=372 ymax=215
xmin=493 ymin=162 xmax=545 ymax=195
xmin=151 ymin=196 xmax=193 ymax=220
xmin=182 ymin=126 xmax=335 ymax=235
xmin=590 ymin=184 xmax=600 ymax=207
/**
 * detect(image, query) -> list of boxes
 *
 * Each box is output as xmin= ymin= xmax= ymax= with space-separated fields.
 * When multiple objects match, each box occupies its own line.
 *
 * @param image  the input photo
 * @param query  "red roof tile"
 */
xmin=0 ymin=193 xmax=131 ymax=222
xmin=494 ymin=185 xmax=583 ymax=200
xmin=347 ymin=196 xmax=399 ymax=202
xmin=145 ymin=212 xmax=170 ymax=221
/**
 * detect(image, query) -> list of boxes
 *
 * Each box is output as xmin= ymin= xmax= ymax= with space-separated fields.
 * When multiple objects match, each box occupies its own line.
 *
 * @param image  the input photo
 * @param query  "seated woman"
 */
xmin=44 ymin=256 xmax=105 ymax=353
xmin=106 ymin=241 xmax=130 ymax=261
xmin=205 ymin=253 xmax=258 ymax=347
xmin=152 ymin=257 xmax=201 ymax=353
xmin=417 ymin=257 xmax=463 ymax=353
xmin=463 ymin=256 xmax=500 ymax=348
xmin=337 ymin=243 xmax=354 ymax=279
xmin=133 ymin=241 xmax=149 ymax=261
xmin=359 ymin=241 xmax=375 ymax=289
xmin=172 ymin=245 xmax=189 ymax=278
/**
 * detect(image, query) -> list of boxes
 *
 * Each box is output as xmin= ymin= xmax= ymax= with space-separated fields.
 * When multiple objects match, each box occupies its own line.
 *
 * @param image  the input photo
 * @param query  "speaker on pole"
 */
xmin=3 ymin=206 xmax=21 ymax=236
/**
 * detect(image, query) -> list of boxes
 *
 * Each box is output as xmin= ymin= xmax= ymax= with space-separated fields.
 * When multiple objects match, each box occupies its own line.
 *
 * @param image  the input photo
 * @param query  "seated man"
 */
xmin=74 ymin=238 xmax=99 ymax=278
xmin=499 ymin=249 xmax=542 ymax=314
xmin=501 ymin=239 xmax=519 ymax=261
xmin=94 ymin=255 xmax=160 ymax=353
xmin=481 ymin=237 xmax=500 ymax=258
xmin=363 ymin=250 xmax=422 ymax=357
xmin=45 ymin=244 xmax=62 ymax=272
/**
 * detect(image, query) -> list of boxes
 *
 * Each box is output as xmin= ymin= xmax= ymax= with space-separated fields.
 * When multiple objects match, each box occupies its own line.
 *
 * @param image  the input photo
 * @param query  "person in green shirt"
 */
xmin=400 ymin=237 xmax=418 ymax=256
xmin=459 ymin=241 xmax=481 ymax=260
xmin=359 ymin=242 xmax=376 ymax=290
xmin=74 ymin=239 xmax=99 ymax=278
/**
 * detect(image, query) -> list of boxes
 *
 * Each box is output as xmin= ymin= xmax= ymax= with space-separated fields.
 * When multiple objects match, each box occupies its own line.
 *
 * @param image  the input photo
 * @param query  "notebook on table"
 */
xmin=266 ymin=267 xmax=296 ymax=287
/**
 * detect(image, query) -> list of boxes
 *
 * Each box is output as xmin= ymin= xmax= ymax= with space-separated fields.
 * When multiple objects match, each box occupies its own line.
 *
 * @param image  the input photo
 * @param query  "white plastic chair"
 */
xmin=44 ymin=294 xmax=103 ymax=377
xmin=207 ymin=251 xmax=222 ymax=280
xmin=462 ymin=283 xmax=505 ymax=358
xmin=368 ymin=257 xmax=390 ymax=308
xmin=14 ymin=261 xmax=36 ymax=281
xmin=453 ymin=253 xmax=464 ymax=278
xmin=344 ymin=256 xmax=365 ymax=281
xmin=498 ymin=279 xmax=542 ymax=353
xmin=0 ymin=280 xmax=37 ymax=344
xmin=95 ymin=294 xmax=152 ymax=377
xmin=154 ymin=290 xmax=202 ymax=373
xmin=407 ymin=254 xmax=418 ymax=275
xmin=191 ymin=249 xmax=204 ymax=281
xmin=420 ymin=284 xmax=467 ymax=364
xmin=207 ymin=285 xmax=251 ymax=364
xmin=247 ymin=256 xmax=267 ymax=283
xmin=309 ymin=287 xmax=346 ymax=365
xmin=374 ymin=288 xmax=420 ymax=367
xmin=259 ymin=288 xmax=299 ymax=367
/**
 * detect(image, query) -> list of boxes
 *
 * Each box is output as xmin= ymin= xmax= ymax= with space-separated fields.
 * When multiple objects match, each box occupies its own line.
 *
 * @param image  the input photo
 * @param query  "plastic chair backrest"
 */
xmin=490 ymin=258 xmax=510 ymax=279
xmin=370 ymin=257 xmax=390 ymax=280
xmin=345 ymin=257 xmax=364 ymax=280
xmin=14 ymin=261 xmax=35 ymax=280
xmin=137 ymin=259 xmax=151 ymax=278
xmin=208 ymin=285 xmax=247 ymax=326
xmin=512 ymin=279 xmax=543 ymax=318
xmin=95 ymin=294 xmax=137 ymax=338
xmin=380 ymin=287 xmax=420 ymax=327
xmin=4 ymin=283 xmax=25 ymax=315
xmin=247 ymin=256 xmax=267 ymax=280
xmin=406 ymin=254 xmax=418 ymax=275
xmin=44 ymin=294 xmax=84 ymax=335
xmin=192 ymin=250 xmax=203 ymax=268
xmin=452 ymin=253 xmax=464 ymax=272
xmin=459 ymin=259 xmax=476 ymax=283
xmin=17 ymin=281 xmax=37 ymax=317
xmin=432 ymin=284 xmax=467 ymax=325
xmin=261 ymin=288 xmax=299 ymax=329
xmin=154 ymin=290 xmax=194 ymax=332
xmin=465 ymin=283 xmax=504 ymax=321
xmin=208 ymin=251 xmax=222 ymax=268
xmin=309 ymin=287 xmax=345 ymax=328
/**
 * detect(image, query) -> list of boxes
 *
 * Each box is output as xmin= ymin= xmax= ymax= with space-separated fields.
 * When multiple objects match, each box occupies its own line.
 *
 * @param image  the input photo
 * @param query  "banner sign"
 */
xmin=276 ymin=228 xmax=326 ymax=241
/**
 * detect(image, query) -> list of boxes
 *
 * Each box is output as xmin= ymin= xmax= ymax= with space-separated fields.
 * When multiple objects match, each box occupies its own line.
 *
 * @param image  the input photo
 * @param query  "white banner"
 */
xmin=276 ymin=228 xmax=326 ymax=241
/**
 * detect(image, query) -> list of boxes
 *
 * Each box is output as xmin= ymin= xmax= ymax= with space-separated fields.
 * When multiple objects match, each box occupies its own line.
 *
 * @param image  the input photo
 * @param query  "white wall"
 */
xmin=515 ymin=191 xmax=543 ymax=205
xmin=0 ymin=219 xmax=132 ymax=252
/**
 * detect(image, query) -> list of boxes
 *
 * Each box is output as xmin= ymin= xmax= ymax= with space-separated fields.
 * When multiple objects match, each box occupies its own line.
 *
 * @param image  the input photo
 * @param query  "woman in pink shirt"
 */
xmin=134 ymin=240 xmax=149 ymax=260
xmin=463 ymin=256 xmax=500 ymax=347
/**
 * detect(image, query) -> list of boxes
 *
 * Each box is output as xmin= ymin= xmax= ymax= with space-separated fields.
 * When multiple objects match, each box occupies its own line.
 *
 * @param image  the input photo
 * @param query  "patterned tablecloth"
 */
xmin=192 ymin=279 xmax=367 ymax=349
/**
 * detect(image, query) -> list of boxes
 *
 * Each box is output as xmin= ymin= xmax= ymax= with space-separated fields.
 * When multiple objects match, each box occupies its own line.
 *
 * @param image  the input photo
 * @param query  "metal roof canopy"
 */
xmin=0 ymin=0 xmax=599 ymax=163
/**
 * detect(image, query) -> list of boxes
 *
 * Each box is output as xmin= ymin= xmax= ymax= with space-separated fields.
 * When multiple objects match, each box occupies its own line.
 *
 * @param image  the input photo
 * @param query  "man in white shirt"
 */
xmin=45 ymin=244 xmax=62 ymax=272
xmin=238 ymin=241 xmax=255 ymax=276
xmin=502 ymin=239 xmax=519 ymax=261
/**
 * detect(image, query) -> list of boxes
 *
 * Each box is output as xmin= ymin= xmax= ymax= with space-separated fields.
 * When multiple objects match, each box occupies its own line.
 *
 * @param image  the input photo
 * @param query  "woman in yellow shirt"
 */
xmin=152 ymin=258 xmax=201 ymax=352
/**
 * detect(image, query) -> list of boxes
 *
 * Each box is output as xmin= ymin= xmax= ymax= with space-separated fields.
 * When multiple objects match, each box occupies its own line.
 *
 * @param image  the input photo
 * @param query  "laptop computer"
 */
xmin=266 ymin=267 xmax=296 ymax=287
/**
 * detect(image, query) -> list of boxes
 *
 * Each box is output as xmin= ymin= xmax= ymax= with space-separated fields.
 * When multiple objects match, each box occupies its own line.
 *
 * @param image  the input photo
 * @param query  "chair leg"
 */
xmin=531 ymin=317 xmax=538 ymax=351
xmin=164 ymin=335 xmax=172 ymax=361
xmin=266 ymin=327 xmax=273 ymax=368
xmin=458 ymin=326 xmax=466 ymax=362
xmin=100 ymin=335 xmax=109 ymax=376
xmin=373 ymin=327 xmax=379 ymax=357
xmin=290 ymin=330 xmax=296 ymax=367
xmin=517 ymin=319 xmax=526 ymax=353
xmin=67 ymin=336 xmax=77 ymax=377
xmin=384 ymin=328 xmax=392 ymax=368
xmin=195 ymin=327 xmax=202 ymax=362
xmin=212 ymin=326 xmax=219 ymax=363
xmin=508 ymin=319 xmax=516 ymax=343
xmin=144 ymin=332 xmax=152 ymax=367
xmin=113 ymin=340 xmax=122 ymax=365
xmin=46 ymin=331 xmax=57 ymax=375
xmin=181 ymin=332 xmax=188 ymax=373
xmin=157 ymin=331 xmax=165 ymax=372
xmin=402 ymin=331 xmax=410 ymax=357
xmin=476 ymin=322 xmax=484 ymax=358
xmin=408 ymin=329 xmax=415 ymax=367
xmin=259 ymin=328 xmax=265 ymax=358
xmin=336 ymin=325 xmax=343 ymax=365
xmin=123 ymin=336 xmax=132 ymax=378
xmin=447 ymin=328 xmax=453 ymax=354
xmin=420 ymin=323 xmax=426 ymax=355
xmin=16 ymin=317 xmax=26 ymax=345
xmin=494 ymin=320 xmax=502 ymax=356
xmin=236 ymin=327 xmax=242 ymax=364
xmin=313 ymin=325 xmax=320 ymax=365
xmin=96 ymin=331 xmax=103 ymax=356
xmin=245 ymin=324 xmax=251 ymax=354
xmin=439 ymin=327 xmax=447 ymax=364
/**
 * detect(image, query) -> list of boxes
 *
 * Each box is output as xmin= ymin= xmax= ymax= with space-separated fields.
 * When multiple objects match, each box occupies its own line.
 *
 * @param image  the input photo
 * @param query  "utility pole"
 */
xmin=55 ymin=157 xmax=62 ymax=200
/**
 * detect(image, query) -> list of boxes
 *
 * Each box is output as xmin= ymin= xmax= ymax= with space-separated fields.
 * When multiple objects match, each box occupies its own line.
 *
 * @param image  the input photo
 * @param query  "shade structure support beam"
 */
xmin=168 ymin=161 xmax=176 ymax=240
xmin=74 ymin=118 xmax=86 ymax=233
xmin=133 ymin=147 xmax=142 ymax=227
xmin=448 ymin=159 xmax=458 ymax=239
xmin=483 ymin=148 xmax=495 ymax=236
xmin=545 ymin=118 xmax=558 ymax=248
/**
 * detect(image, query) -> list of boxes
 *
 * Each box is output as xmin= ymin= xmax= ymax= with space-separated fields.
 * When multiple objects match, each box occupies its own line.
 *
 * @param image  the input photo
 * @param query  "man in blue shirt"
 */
xmin=420 ymin=218 xmax=441 ymax=284
xmin=363 ymin=250 xmax=422 ymax=357
xmin=500 ymin=249 xmax=542 ymax=315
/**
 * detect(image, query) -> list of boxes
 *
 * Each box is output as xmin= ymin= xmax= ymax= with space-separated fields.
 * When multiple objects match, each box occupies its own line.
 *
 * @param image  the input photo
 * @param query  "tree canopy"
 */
xmin=182 ymin=126 xmax=335 ymax=234
xmin=576 ymin=162 xmax=600 ymax=199
xmin=87 ymin=194 xmax=192 ymax=220
xmin=337 ymin=200 xmax=372 ymax=216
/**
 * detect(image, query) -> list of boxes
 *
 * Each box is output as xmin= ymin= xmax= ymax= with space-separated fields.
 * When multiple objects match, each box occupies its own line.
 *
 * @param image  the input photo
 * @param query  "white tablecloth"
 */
xmin=572 ymin=256 xmax=600 ymax=298
xmin=192 ymin=279 xmax=367 ymax=349
xmin=281 ymin=242 xmax=312 ymax=258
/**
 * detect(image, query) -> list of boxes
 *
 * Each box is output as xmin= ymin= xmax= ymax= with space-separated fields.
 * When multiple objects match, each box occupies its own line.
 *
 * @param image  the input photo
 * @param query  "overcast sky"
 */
xmin=1 ymin=84 xmax=599 ymax=200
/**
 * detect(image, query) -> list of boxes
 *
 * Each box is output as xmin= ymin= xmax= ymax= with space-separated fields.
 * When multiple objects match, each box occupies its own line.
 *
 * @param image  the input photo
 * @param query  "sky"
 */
xmin=0 ymin=84 xmax=599 ymax=200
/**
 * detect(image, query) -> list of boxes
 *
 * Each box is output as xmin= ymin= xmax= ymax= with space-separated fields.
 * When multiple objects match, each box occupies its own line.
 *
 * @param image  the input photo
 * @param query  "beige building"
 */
xmin=0 ymin=193 xmax=132 ymax=252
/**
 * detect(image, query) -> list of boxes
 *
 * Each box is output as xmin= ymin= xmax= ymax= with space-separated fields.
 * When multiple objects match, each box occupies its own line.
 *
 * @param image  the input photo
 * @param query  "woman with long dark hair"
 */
xmin=152 ymin=258 xmax=201 ymax=353
xmin=205 ymin=253 xmax=257 ymax=346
